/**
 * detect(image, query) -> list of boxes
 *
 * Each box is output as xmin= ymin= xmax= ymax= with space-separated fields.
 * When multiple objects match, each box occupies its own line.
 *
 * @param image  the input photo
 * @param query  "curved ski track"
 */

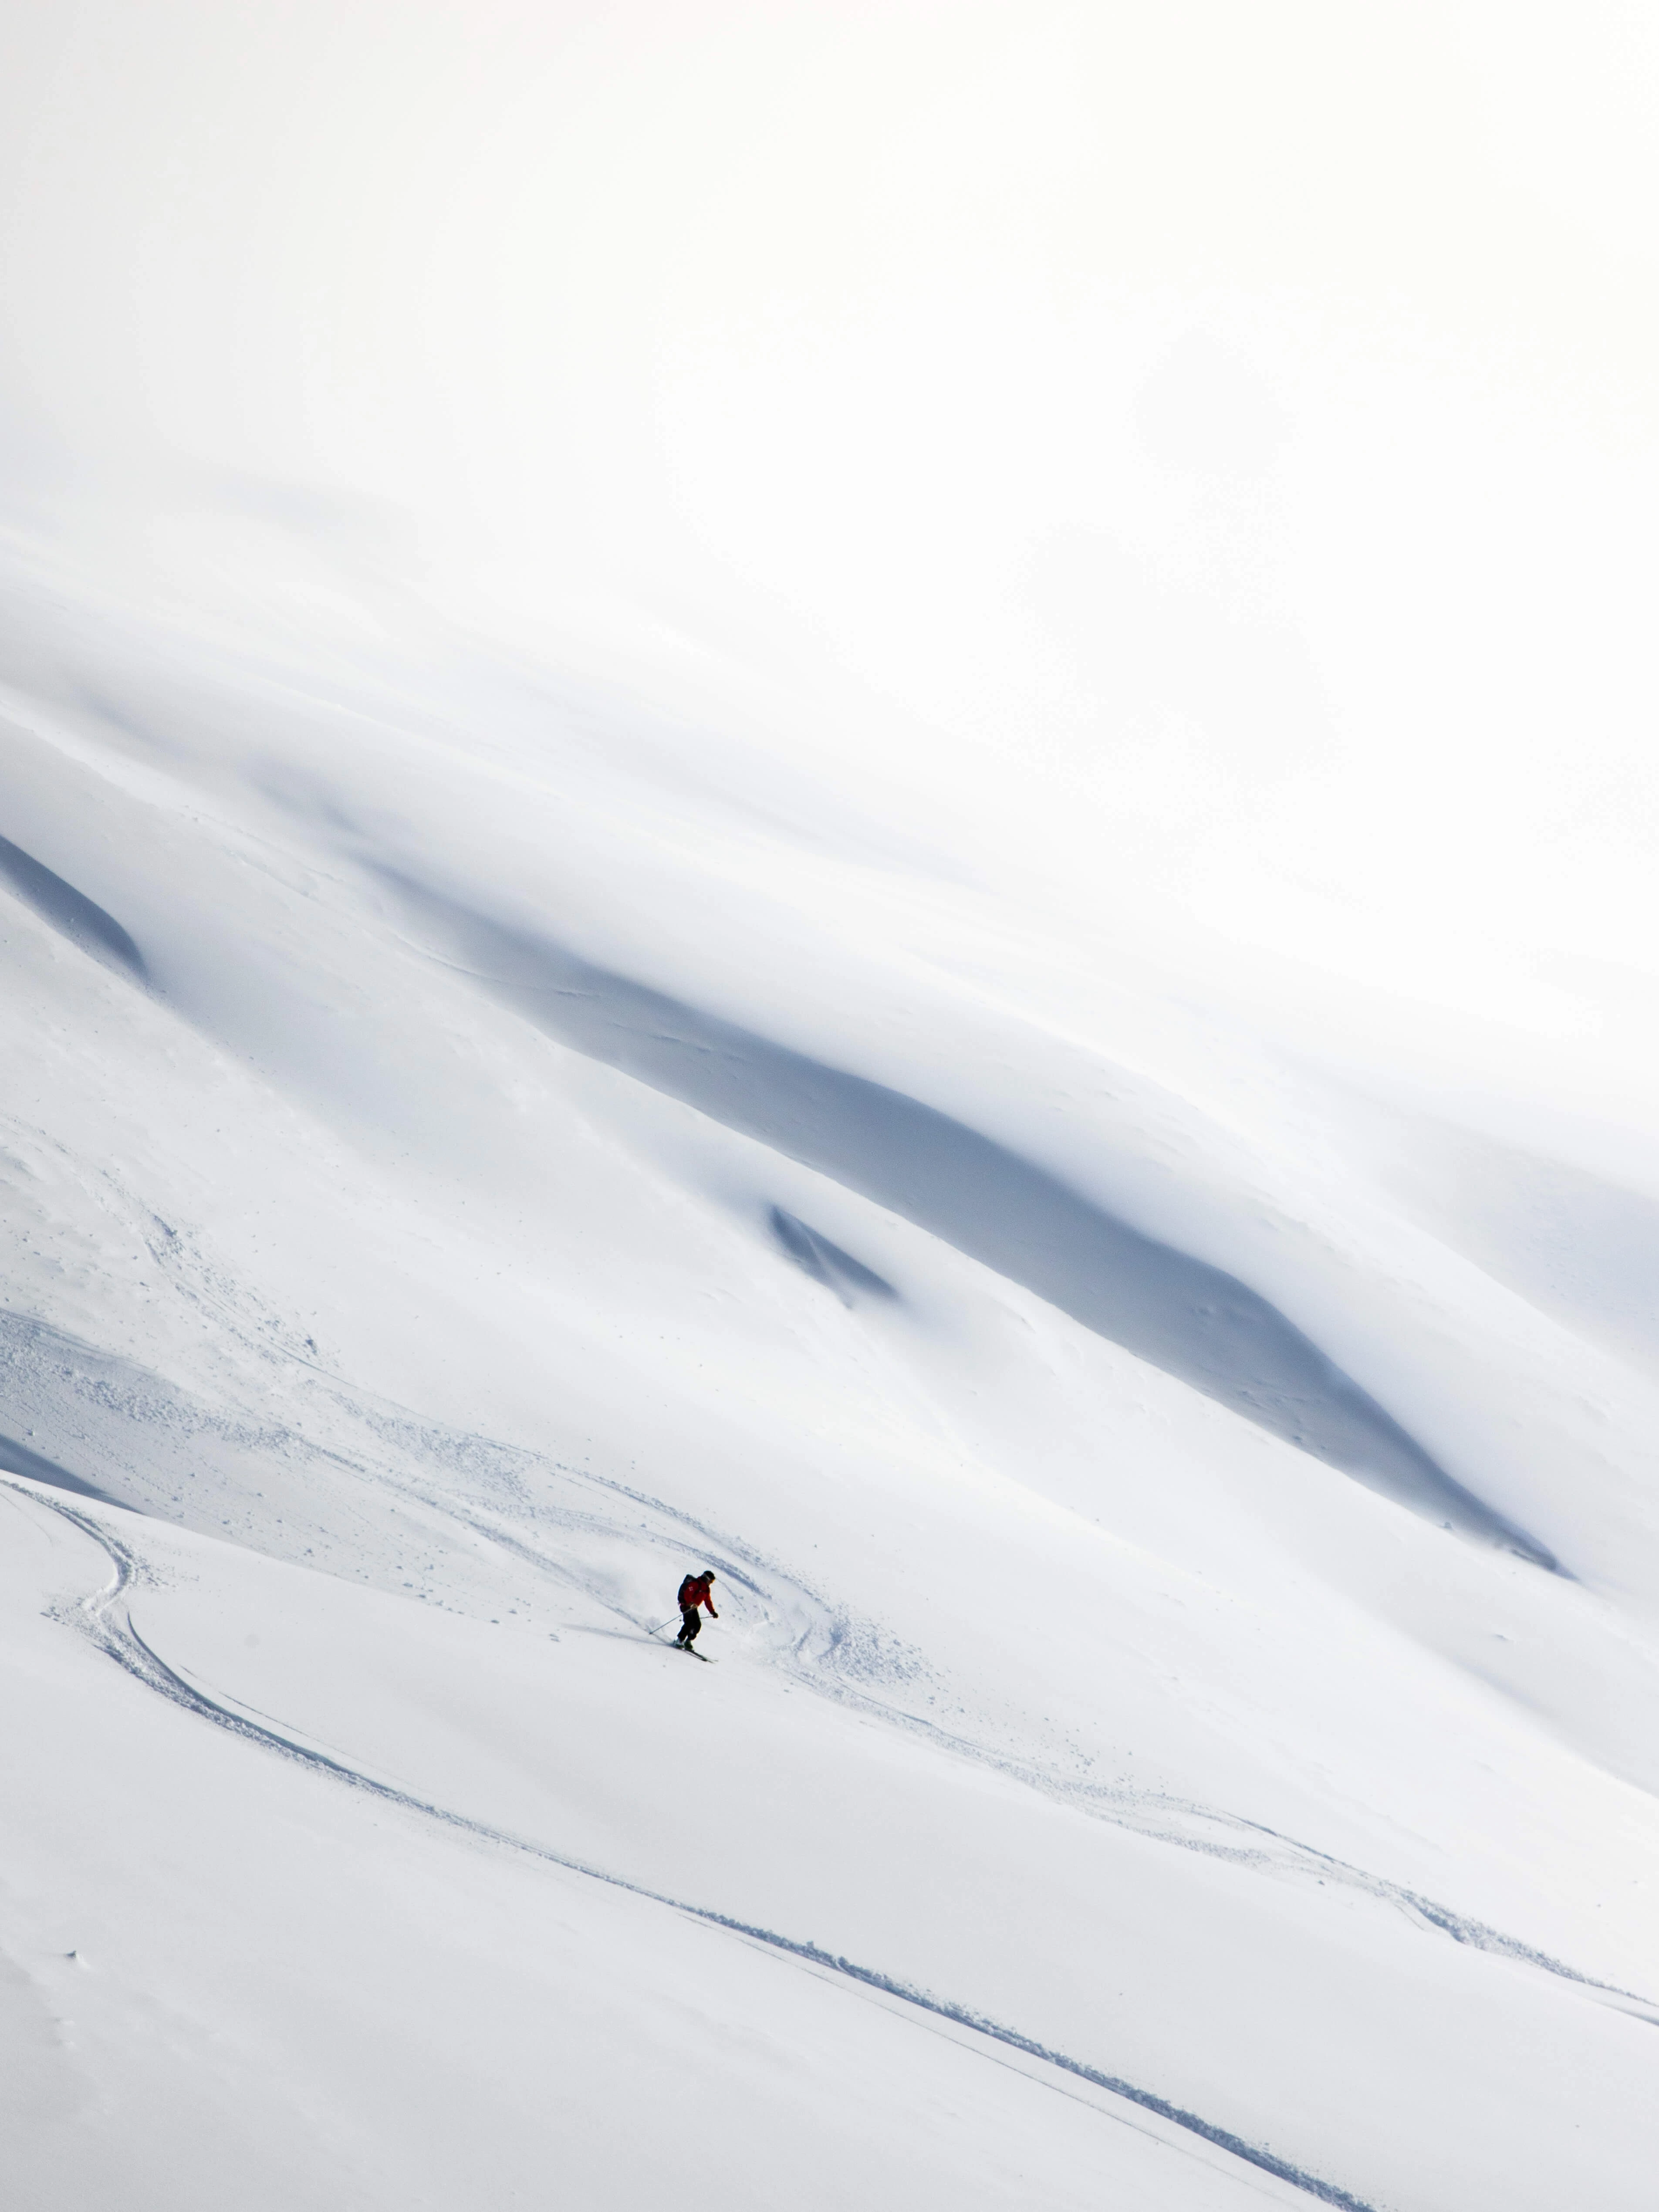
xmin=388 ymin=1443 xmax=1659 ymax=2028
xmin=17 ymin=1478 xmax=1381 ymax=2212
xmin=13 ymin=1157 xmax=1640 ymax=2017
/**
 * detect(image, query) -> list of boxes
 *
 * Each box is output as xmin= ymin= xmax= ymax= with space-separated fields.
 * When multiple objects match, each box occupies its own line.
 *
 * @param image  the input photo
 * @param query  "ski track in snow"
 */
xmin=16 ymin=1463 xmax=1658 ymax=2205
xmin=6 ymin=1263 xmax=1650 ymax=2036
xmin=18 ymin=1477 xmax=1382 ymax=2212
xmin=0 ymin=649 xmax=1652 ymax=2188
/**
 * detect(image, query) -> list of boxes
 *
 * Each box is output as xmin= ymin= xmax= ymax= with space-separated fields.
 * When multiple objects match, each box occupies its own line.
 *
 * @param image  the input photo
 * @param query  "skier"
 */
xmin=676 ymin=1569 xmax=718 ymax=1649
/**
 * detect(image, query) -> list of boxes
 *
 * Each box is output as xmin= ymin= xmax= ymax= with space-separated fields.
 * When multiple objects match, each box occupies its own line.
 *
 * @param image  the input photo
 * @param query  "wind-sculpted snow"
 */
xmin=769 ymin=1206 xmax=899 ymax=1306
xmin=3 ymin=13 xmax=1658 ymax=2195
xmin=0 ymin=829 xmax=148 ymax=984
xmin=0 ymin=538 xmax=1655 ymax=2209
xmin=380 ymin=867 xmax=1555 ymax=1568
xmin=0 ymin=1426 xmax=120 ymax=1502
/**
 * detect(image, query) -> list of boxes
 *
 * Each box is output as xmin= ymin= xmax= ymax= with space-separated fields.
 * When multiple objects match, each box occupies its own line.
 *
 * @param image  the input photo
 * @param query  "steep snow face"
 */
xmin=5 ymin=5 xmax=1659 ymax=2205
xmin=3 ymin=514 xmax=1659 ymax=2212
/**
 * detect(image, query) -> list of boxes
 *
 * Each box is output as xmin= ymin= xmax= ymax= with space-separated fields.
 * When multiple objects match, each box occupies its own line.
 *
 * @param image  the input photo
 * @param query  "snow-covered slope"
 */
xmin=3 ymin=511 xmax=1658 ymax=2212
xmin=6 ymin=6 xmax=1659 ymax=2205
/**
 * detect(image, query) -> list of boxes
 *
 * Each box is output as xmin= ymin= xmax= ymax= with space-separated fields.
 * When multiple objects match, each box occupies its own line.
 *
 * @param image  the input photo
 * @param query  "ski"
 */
xmin=648 ymin=1627 xmax=716 ymax=1662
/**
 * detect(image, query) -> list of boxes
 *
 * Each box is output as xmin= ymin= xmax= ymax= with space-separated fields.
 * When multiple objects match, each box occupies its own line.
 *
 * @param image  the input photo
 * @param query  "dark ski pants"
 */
xmin=677 ymin=1607 xmax=702 ymax=1644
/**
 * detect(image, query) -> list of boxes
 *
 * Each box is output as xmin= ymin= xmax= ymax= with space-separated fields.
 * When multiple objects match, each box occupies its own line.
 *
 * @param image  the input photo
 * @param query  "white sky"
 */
xmin=2 ymin=0 xmax=1656 ymax=1032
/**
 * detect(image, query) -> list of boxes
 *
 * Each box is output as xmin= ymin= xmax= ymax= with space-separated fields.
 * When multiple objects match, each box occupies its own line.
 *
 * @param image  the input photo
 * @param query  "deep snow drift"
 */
xmin=3 ymin=500 xmax=1659 ymax=2212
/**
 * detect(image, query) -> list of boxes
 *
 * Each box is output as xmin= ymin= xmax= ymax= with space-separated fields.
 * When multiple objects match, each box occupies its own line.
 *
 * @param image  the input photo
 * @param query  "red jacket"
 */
xmin=678 ymin=1574 xmax=718 ymax=1618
